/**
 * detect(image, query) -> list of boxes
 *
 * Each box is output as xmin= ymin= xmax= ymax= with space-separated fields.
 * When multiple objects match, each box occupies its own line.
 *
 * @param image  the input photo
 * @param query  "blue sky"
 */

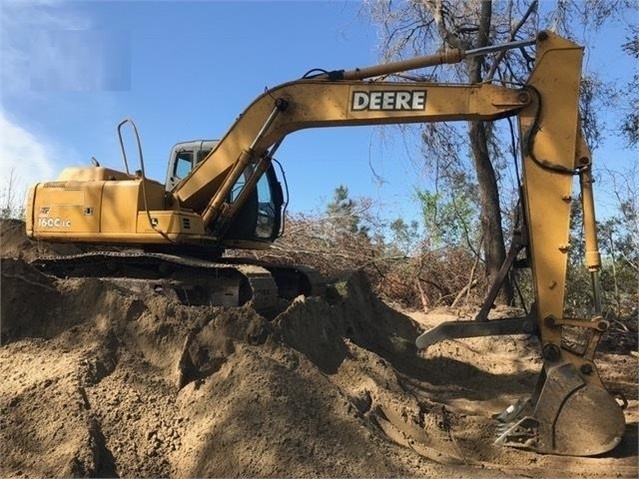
xmin=1 ymin=0 xmax=636 ymax=224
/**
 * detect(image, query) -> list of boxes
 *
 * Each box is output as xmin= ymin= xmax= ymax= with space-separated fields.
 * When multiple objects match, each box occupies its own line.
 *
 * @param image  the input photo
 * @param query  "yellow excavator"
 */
xmin=25 ymin=31 xmax=626 ymax=456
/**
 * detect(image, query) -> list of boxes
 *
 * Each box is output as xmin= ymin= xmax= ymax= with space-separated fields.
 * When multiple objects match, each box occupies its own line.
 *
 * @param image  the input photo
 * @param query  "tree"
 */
xmin=389 ymin=217 xmax=420 ymax=256
xmin=416 ymin=186 xmax=477 ymax=250
xmin=0 ymin=169 xmax=25 ymax=220
xmin=325 ymin=185 xmax=371 ymax=239
xmin=362 ymin=0 xmax=637 ymax=304
xmin=621 ymin=30 xmax=639 ymax=146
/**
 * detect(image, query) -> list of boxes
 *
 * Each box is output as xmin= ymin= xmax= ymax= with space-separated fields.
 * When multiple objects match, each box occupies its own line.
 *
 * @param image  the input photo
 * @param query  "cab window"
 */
xmin=255 ymin=173 xmax=277 ymax=239
xmin=174 ymin=151 xmax=193 ymax=179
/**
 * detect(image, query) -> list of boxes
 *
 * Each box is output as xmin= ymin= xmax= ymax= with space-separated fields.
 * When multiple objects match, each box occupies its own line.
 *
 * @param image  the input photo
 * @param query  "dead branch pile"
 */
xmin=227 ymin=213 xmax=489 ymax=311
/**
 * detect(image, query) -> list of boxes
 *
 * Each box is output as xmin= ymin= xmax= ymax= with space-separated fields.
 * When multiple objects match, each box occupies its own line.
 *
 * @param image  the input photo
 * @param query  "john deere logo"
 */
xmin=351 ymin=90 xmax=427 ymax=111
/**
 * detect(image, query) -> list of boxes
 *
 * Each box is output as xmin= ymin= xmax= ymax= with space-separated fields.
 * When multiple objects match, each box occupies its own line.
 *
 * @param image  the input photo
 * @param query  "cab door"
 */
xmin=165 ymin=140 xmax=284 ymax=242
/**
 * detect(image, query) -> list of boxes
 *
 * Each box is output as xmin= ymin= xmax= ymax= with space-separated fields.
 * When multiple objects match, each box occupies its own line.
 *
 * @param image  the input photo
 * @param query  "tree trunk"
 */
xmin=466 ymin=0 xmax=514 ymax=304
xmin=468 ymin=121 xmax=513 ymax=303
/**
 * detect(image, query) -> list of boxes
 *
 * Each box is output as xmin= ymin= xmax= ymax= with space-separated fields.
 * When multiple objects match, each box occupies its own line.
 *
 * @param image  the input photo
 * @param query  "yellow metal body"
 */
xmin=26 ymin=169 xmax=205 ymax=244
xmin=518 ymin=35 xmax=582 ymax=341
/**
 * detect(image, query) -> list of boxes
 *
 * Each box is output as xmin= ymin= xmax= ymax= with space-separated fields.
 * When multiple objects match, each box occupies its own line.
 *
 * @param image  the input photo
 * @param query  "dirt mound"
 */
xmin=1 ymin=222 xmax=637 ymax=478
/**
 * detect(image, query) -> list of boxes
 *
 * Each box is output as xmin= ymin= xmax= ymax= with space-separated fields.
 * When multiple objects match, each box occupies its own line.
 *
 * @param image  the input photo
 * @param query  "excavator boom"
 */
xmin=174 ymin=82 xmax=528 ymax=227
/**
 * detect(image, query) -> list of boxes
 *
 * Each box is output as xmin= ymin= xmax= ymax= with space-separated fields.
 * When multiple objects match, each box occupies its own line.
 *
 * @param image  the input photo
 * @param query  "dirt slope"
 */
xmin=1 ymin=220 xmax=637 ymax=478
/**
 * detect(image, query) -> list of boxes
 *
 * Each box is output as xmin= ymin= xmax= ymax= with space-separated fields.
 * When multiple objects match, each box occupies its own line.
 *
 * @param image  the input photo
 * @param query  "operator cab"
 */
xmin=165 ymin=140 xmax=285 ymax=243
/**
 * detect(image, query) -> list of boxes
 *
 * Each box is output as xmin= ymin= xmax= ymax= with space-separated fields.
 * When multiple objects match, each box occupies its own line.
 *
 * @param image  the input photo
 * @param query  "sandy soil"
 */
xmin=1 ymin=219 xmax=637 ymax=478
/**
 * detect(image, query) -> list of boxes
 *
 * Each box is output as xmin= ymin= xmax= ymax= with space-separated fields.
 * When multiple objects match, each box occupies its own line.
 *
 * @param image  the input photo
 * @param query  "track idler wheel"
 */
xmin=495 ymin=360 xmax=626 ymax=456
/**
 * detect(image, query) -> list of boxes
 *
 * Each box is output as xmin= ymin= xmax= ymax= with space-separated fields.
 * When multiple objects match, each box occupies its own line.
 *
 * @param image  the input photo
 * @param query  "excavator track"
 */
xmin=31 ymin=251 xmax=324 ymax=312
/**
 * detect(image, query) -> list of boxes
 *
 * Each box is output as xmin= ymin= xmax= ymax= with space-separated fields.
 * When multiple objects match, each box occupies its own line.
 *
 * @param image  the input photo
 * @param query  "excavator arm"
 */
xmin=499 ymin=32 xmax=624 ymax=455
xmin=415 ymin=32 xmax=626 ymax=455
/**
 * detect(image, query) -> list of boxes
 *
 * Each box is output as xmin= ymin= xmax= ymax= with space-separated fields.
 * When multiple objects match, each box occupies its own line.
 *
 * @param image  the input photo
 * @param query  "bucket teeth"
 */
xmin=493 ymin=399 xmax=537 ymax=448
xmin=494 ymin=416 xmax=539 ymax=449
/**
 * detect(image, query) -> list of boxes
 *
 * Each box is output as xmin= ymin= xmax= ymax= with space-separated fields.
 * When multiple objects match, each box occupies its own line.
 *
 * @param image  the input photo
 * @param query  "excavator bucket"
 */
xmin=495 ymin=360 xmax=626 ymax=456
xmin=416 ymin=315 xmax=627 ymax=456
